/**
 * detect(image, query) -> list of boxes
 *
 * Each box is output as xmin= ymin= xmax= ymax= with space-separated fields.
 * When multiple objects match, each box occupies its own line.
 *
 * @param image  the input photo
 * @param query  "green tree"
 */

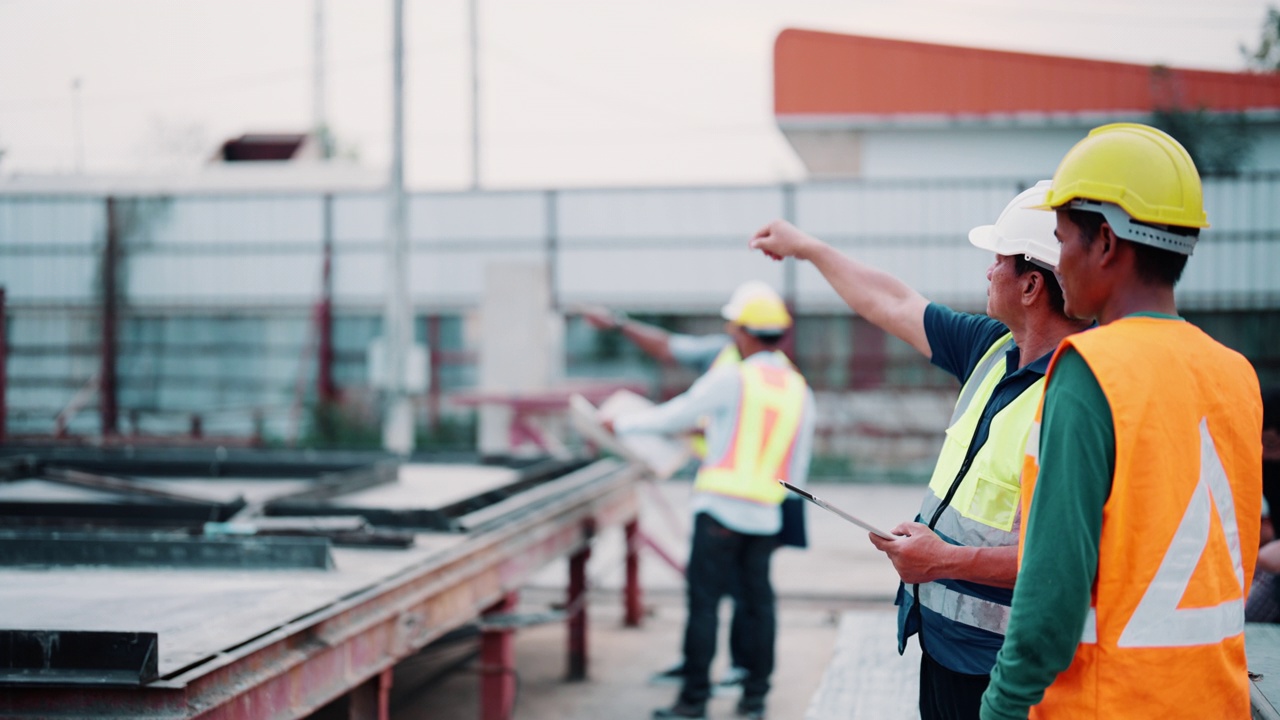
xmin=1152 ymin=107 xmax=1255 ymax=176
xmin=1242 ymin=5 xmax=1280 ymax=71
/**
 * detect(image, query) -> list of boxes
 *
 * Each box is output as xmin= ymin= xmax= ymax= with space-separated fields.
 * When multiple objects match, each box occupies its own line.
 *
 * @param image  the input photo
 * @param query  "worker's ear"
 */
xmin=1022 ymin=269 xmax=1043 ymax=307
xmin=1096 ymin=222 xmax=1120 ymax=269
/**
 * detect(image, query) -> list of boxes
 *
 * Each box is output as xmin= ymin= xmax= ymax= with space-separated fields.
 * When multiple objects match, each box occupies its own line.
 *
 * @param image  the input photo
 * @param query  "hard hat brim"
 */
xmin=968 ymin=225 xmax=1001 ymax=252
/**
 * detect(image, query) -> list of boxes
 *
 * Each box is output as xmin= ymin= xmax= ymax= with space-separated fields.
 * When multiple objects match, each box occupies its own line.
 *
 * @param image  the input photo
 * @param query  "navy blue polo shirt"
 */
xmin=923 ymin=303 xmax=1053 ymax=456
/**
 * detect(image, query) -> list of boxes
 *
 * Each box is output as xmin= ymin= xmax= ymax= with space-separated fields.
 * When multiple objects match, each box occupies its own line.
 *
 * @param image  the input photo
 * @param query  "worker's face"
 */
xmin=725 ymin=321 xmax=749 ymax=354
xmin=1054 ymin=210 xmax=1097 ymax=321
xmin=984 ymin=254 xmax=1023 ymax=324
xmin=1264 ymin=427 xmax=1280 ymax=462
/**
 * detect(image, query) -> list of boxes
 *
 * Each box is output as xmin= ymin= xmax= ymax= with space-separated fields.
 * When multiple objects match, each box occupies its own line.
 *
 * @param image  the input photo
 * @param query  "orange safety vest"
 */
xmin=1020 ymin=317 xmax=1262 ymax=719
xmin=694 ymin=361 xmax=807 ymax=506
xmin=689 ymin=345 xmax=792 ymax=459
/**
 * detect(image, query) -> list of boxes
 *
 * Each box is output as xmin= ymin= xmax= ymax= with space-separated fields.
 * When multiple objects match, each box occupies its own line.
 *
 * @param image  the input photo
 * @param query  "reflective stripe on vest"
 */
xmin=1020 ymin=317 xmax=1262 ymax=719
xmin=709 ymin=344 xmax=741 ymax=371
xmin=694 ymin=362 xmax=806 ymax=505
xmin=903 ymin=581 xmax=1011 ymax=635
xmin=691 ymin=346 xmax=790 ymax=459
xmin=907 ymin=334 xmax=1040 ymax=642
xmin=921 ymin=334 xmax=1036 ymax=543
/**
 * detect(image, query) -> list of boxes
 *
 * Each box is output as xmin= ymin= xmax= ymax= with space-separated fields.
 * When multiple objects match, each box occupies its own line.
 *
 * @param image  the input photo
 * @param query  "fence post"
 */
xmin=318 ymin=193 xmax=337 ymax=405
xmin=781 ymin=183 xmax=798 ymax=362
xmin=426 ymin=314 xmax=441 ymax=432
xmin=100 ymin=197 xmax=119 ymax=436
xmin=546 ymin=189 xmax=559 ymax=311
xmin=0 ymin=287 xmax=6 ymax=444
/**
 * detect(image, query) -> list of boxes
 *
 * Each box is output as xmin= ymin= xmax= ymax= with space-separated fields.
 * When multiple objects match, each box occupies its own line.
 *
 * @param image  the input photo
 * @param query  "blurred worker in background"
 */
xmin=579 ymin=281 xmax=808 ymax=691
xmin=750 ymin=180 xmax=1090 ymax=720
xmin=1245 ymin=387 xmax=1280 ymax=622
xmin=980 ymin=123 xmax=1263 ymax=719
xmin=604 ymin=286 xmax=816 ymax=720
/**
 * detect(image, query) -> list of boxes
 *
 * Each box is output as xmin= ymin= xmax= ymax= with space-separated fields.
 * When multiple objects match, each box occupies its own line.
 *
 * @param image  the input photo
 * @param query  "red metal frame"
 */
xmin=480 ymin=592 xmax=519 ymax=720
xmin=567 ymin=530 xmax=591 ymax=681
xmin=0 ymin=461 xmax=644 ymax=720
xmin=623 ymin=520 xmax=644 ymax=627
xmin=317 ymin=194 xmax=338 ymax=406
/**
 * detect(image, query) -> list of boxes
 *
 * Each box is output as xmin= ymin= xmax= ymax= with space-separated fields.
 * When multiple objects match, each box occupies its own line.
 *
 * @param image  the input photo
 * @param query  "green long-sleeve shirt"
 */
xmin=979 ymin=342 xmax=1117 ymax=719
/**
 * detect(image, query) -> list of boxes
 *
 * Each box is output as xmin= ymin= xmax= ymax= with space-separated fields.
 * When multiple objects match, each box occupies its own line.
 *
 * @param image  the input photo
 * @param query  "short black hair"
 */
xmin=1013 ymin=255 xmax=1066 ymax=315
xmin=1067 ymin=208 xmax=1193 ymax=286
xmin=746 ymin=330 xmax=786 ymax=346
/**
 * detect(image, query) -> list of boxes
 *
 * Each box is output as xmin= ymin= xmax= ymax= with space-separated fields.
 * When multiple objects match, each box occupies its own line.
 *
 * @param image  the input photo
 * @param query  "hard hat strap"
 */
xmin=1068 ymin=199 xmax=1197 ymax=256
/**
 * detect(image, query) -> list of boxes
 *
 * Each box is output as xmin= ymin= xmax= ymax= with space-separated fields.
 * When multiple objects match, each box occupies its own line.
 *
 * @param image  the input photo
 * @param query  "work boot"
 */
xmin=649 ymin=660 xmax=685 ymax=686
xmin=713 ymin=665 xmax=749 ymax=696
xmin=652 ymin=700 xmax=706 ymax=719
xmin=735 ymin=696 xmax=766 ymax=720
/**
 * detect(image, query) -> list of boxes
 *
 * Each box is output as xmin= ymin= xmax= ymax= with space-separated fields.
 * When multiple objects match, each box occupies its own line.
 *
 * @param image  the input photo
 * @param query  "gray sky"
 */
xmin=0 ymin=0 xmax=1274 ymax=189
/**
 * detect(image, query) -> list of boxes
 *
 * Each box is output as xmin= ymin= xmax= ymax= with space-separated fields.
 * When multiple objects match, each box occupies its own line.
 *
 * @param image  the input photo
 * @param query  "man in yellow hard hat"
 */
xmin=605 ymin=286 xmax=815 ymax=720
xmin=581 ymin=282 xmax=808 ymax=693
xmin=750 ymin=182 xmax=1091 ymax=720
xmin=980 ymin=124 xmax=1263 ymax=719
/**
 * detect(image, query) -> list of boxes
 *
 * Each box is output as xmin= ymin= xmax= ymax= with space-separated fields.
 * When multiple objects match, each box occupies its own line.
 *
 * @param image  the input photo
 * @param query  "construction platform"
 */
xmin=0 ymin=447 xmax=645 ymax=720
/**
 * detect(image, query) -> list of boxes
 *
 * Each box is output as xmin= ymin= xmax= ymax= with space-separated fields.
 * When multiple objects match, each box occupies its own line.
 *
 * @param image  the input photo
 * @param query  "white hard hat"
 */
xmin=968 ymin=180 xmax=1060 ymax=269
xmin=721 ymin=280 xmax=791 ymax=332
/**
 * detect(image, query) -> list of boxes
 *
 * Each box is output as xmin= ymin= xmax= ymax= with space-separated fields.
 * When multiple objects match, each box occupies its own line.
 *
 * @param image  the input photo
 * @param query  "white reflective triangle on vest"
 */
xmin=1084 ymin=418 xmax=1246 ymax=648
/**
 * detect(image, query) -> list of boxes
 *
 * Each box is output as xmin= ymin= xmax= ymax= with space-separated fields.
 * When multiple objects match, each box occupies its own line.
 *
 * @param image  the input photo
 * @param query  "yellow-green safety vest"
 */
xmin=693 ymin=361 xmax=807 ymax=506
xmin=899 ymin=333 xmax=1044 ymax=674
xmin=690 ymin=345 xmax=791 ymax=458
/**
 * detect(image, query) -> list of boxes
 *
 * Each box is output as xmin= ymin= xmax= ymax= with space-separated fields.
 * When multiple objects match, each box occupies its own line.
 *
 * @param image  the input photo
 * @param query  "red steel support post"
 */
xmin=480 ymin=592 xmax=519 ymax=720
xmin=317 ymin=194 xmax=337 ymax=405
xmin=100 ymin=197 xmax=119 ymax=436
xmin=567 ymin=542 xmax=590 ymax=680
xmin=0 ymin=287 xmax=6 ymax=444
xmin=348 ymin=667 xmax=393 ymax=720
xmin=426 ymin=315 xmax=441 ymax=432
xmin=623 ymin=520 xmax=643 ymax=627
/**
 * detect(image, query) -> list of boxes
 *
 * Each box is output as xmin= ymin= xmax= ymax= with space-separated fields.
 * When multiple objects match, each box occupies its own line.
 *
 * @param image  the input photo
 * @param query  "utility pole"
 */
xmin=71 ymin=77 xmax=85 ymax=174
xmin=313 ymin=0 xmax=332 ymax=159
xmin=469 ymin=0 xmax=481 ymax=189
xmin=382 ymin=0 xmax=414 ymax=455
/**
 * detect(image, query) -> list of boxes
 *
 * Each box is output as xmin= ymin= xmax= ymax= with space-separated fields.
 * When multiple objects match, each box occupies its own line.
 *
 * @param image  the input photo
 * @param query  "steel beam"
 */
xmin=0 ymin=460 xmax=643 ymax=720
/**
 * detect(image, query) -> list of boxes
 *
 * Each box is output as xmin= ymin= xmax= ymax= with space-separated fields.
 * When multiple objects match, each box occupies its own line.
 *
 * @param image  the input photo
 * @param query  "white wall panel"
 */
xmin=127 ymin=252 xmax=322 ymax=304
xmin=0 ymin=255 xmax=97 ymax=302
xmin=859 ymin=127 xmax=1089 ymax=179
xmin=557 ymin=247 xmax=787 ymax=310
xmin=557 ymin=187 xmax=784 ymax=240
xmin=140 ymin=197 xmax=323 ymax=245
xmin=411 ymin=192 xmax=547 ymax=242
xmin=411 ymin=248 xmax=546 ymax=305
xmin=333 ymin=195 xmax=387 ymax=243
xmin=0 ymin=197 xmax=102 ymax=247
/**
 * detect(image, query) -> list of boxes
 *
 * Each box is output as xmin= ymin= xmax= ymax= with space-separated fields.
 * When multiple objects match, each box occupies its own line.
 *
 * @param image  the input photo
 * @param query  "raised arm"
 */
xmin=579 ymin=306 xmax=677 ymax=364
xmin=750 ymin=220 xmax=931 ymax=358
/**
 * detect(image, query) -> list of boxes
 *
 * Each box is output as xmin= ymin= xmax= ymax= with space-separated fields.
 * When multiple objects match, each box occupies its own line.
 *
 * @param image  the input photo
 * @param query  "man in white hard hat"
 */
xmin=580 ymin=281 xmax=809 ymax=692
xmin=750 ymin=182 xmax=1091 ymax=720
xmin=605 ymin=285 xmax=816 ymax=720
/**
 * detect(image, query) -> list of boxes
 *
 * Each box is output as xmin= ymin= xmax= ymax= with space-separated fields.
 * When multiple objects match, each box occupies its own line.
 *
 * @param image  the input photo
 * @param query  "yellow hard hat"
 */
xmin=721 ymin=280 xmax=792 ymax=332
xmin=1041 ymin=123 xmax=1207 ymax=254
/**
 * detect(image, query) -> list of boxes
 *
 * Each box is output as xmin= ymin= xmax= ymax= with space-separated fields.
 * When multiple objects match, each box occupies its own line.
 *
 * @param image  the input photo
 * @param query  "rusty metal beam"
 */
xmin=0 ymin=459 xmax=643 ymax=720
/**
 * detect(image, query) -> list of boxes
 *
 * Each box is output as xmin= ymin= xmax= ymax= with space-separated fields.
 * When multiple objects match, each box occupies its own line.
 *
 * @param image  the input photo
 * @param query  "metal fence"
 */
xmin=2 ymin=175 xmax=1277 ymax=454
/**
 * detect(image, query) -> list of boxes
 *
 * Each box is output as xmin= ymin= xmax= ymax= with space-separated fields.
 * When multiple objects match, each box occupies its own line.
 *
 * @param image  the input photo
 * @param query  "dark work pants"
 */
xmin=680 ymin=512 xmax=778 ymax=705
xmin=918 ymin=646 xmax=990 ymax=720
